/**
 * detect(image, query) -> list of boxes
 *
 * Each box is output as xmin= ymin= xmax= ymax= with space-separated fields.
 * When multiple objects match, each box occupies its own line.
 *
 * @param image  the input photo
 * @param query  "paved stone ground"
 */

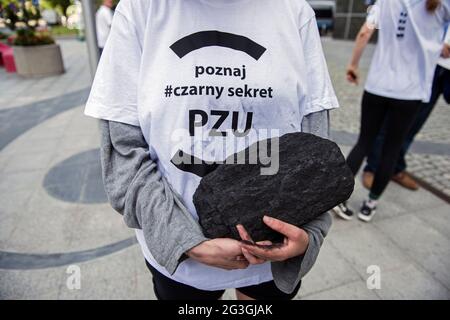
xmin=0 ymin=40 xmax=91 ymax=111
xmin=0 ymin=39 xmax=449 ymax=300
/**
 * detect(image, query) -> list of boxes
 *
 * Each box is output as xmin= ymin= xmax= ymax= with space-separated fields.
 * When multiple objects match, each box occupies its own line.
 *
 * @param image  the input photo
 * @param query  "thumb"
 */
xmin=263 ymin=216 xmax=300 ymax=239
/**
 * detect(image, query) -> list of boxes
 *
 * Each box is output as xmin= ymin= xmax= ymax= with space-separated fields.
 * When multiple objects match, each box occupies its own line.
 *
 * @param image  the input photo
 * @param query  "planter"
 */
xmin=13 ymin=43 xmax=65 ymax=77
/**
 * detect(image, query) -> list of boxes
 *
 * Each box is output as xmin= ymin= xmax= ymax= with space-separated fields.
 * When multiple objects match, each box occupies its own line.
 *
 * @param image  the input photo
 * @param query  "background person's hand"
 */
xmin=346 ymin=64 xmax=359 ymax=85
xmin=441 ymin=44 xmax=450 ymax=59
xmin=186 ymin=238 xmax=249 ymax=270
xmin=239 ymin=216 xmax=309 ymax=262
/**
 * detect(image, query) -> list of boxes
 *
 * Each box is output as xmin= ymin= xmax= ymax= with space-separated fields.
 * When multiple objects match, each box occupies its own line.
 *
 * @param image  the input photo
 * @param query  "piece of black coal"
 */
xmin=193 ymin=132 xmax=354 ymax=242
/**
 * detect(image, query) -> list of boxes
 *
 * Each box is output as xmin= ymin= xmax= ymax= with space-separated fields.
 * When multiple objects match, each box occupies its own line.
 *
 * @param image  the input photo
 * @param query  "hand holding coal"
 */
xmin=193 ymin=132 xmax=354 ymax=242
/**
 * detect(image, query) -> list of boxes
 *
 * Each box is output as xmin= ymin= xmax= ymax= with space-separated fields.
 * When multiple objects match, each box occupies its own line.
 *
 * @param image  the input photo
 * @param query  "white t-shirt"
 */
xmin=365 ymin=0 xmax=450 ymax=102
xmin=85 ymin=0 xmax=338 ymax=291
xmin=95 ymin=5 xmax=113 ymax=48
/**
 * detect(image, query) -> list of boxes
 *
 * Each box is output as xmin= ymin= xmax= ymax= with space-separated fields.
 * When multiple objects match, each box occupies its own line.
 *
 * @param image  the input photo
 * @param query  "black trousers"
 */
xmin=364 ymin=66 xmax=449 ymax=174
xmin=146 ymin=260 xmax=301 ymax=300
xmin=346 ymin=91 xmax=421 ymax=197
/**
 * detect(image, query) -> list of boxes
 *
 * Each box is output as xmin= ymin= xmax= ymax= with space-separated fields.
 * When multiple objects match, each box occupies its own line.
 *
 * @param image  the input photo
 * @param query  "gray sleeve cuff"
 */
xmin=164 ymin=234 xmax=209 ymax=275
xmin=271 ymin=212 xmax=332 ymax=294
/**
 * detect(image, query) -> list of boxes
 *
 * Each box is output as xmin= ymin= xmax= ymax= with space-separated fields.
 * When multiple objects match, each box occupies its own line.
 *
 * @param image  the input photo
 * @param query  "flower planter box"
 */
xmin=13 ymin=43 xmax=65 ymax=77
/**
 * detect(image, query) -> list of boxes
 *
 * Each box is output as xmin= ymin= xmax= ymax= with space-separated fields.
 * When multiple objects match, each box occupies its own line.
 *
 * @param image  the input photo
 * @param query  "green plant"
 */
xmin=13 ymin=28 xmax=54 ymax=45
xmin=45 ymin=0 xmax=72 ymax=17
xmin=2 ymin=1 xmax=40 ymax=31
xmin=0 ymin=0 xmax=56 ymax=46
xmin=50 ymin=25 xmax=77 ymax=36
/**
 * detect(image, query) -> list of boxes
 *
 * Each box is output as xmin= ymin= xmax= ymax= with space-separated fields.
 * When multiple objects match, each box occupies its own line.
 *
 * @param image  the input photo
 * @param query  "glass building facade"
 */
xmin=333 ymin=0 xmax=374 ymax=40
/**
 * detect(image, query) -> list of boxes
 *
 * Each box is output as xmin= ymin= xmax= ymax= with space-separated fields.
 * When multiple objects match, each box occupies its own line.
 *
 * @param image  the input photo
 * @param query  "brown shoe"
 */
xmin=391 ymin=171 xmax=419 ymax=191
xmin=362 ymin=171 xmax=374 ymax=190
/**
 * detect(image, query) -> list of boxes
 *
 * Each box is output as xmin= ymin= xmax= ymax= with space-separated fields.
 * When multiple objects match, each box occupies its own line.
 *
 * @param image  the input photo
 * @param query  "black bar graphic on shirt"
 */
xmin=170 ymin=30 xmax=267 ymax=60
xmin=171 ymin=150 xmax=219 ymax=177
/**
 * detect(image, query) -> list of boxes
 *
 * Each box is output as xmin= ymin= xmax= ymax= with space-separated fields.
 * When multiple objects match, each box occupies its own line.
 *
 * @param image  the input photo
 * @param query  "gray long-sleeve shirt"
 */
xmin=100 ymin=110 xmax=332 ymax=294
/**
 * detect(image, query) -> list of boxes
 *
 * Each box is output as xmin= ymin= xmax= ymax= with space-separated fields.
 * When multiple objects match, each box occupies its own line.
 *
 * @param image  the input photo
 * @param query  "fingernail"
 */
xmin=263 ymin=215 xmax=272 ymax=222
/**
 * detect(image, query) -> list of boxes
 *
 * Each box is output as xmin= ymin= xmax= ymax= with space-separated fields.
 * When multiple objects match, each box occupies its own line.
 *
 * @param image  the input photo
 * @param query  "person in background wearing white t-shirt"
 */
xmin=361 ymin=26 xmax=450 ymax=191
xmin=332 ymin=0 xmax=450 ymax=222
xmin=95 ymin=0 xmax=114 ymax=56
xmin=85 ymin=0 xmax=338 ymax=300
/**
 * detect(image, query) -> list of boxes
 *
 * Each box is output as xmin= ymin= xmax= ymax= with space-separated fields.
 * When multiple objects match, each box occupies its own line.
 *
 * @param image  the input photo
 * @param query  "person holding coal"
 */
xmin=85 ymin=0 xmax=345 ymax=300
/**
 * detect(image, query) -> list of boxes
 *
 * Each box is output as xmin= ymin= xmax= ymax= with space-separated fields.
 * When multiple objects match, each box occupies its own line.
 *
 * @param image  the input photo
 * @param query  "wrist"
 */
xmin=297 ymin=230 xmax=310 ymax=256
xmin=186 ymin=240 xmax=213 ymax=260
